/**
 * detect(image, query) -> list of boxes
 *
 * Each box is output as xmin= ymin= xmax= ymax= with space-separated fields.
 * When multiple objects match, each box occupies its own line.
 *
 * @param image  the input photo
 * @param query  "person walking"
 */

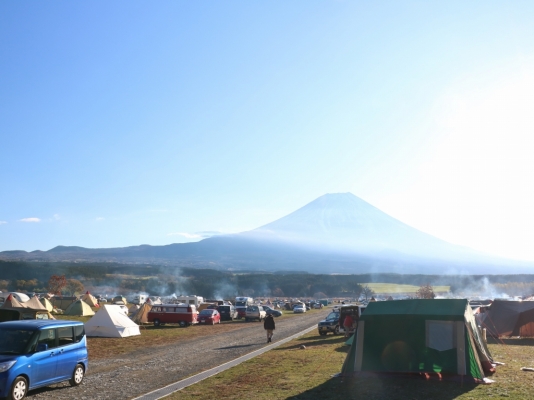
xmin=343 ymin=313 xmax=354 ymax=338
xmin=264 ymin=313 xmax=275 ymax=343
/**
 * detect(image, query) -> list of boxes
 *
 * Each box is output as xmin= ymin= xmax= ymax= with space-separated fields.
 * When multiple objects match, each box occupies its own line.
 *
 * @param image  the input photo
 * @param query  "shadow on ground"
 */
xmin=487 ymin=337 xmax=534 ymax=347
xmin=286 ymin=374 xmax=477 ymax=400
xmin=274 ymin=334 xmax=347 ymax=351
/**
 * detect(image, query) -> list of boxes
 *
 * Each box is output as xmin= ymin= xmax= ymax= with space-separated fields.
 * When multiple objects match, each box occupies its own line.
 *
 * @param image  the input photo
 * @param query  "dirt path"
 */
xmin=27 ymin=311 xmax=327 ymax=400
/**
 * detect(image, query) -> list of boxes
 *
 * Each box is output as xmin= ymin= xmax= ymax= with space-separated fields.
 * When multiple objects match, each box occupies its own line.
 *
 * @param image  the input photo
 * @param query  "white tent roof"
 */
xmin=85 ymin=304 xmax=141 ymax=338
xmin=11 ymin=292 xmax=30 ymax=303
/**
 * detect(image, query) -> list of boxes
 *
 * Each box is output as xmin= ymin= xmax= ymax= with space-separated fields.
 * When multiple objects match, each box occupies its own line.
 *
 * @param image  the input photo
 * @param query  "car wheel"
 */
xmin=8 ymin=376 xmax=27 ymax=400
xmin=334 ymin=326 xmax=340 ymax=335
xmin=179 ymin=321 xmax=186 ymax=327
xmin=70 ymin=364 xmax=85 ymax=386
xmin=154 ymin=319 xmax=161 ymax=327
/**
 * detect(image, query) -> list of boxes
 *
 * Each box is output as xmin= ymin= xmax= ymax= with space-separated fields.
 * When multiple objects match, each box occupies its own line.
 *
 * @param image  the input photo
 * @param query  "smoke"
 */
xmin=213 ymin=281 xmax=238 ymax=299
xmin=451 ymin=277 xmax=511 ymax=299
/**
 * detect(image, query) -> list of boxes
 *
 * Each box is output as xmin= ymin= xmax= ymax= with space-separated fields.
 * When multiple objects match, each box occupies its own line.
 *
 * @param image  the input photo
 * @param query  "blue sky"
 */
xmin=1 ymin=1 xmax=534 ymax=261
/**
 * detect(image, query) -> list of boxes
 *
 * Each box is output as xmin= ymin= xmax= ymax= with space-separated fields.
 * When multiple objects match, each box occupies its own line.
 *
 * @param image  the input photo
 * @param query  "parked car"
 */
xmin=0 ymin=320 xmax=88 ymax=400
xmin=218 ymin=305 xmax=238 ymax=321
xmin=245 ymin=305 xmax=266 ymax=322
xmin=147 ymin=304 xmax=198 ymax=327
xmin=312 ymin=302 xmax=323 ymax=309
xmin=197 ymin=309 xmax=221 ymax=325
xmin=262 ymin=306 xmax=282 ymax=317
xmin=317 ymin=311 xmax=340 ymax=335
xmin=293 ymin=305 xmax=306 ymax=313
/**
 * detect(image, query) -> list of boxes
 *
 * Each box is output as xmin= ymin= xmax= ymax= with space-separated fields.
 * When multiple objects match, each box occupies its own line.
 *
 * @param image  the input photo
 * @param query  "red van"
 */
xmin=147 ymin=304 xmax=198 ymax=327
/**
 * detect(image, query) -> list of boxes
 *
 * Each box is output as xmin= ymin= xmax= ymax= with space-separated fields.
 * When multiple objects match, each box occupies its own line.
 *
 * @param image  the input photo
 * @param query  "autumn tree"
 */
xmin=416 ymin=284 xmax=436 ymax=299
xmin=48 ymin=275 xmax=67 ymax=295
xmin=64 ymin=279 xmax=84 ymax=296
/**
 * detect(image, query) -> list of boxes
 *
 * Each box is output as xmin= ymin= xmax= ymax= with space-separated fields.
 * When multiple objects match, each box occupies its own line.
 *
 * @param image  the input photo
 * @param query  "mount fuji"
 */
xmin=1 ymin=193 xmax=532 ymax=274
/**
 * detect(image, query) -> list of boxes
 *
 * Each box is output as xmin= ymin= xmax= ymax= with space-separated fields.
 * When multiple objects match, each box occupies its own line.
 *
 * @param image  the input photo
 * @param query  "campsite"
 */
xmin=3 ymin=289 xmax=534 ymax=400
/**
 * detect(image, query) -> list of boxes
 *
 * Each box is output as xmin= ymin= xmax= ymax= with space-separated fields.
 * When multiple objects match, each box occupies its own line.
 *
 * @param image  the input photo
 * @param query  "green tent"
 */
xmin=341 ymin=299 xmax=494 ymax=383
xmin=64 ymin=299 xmax=95 ymax=316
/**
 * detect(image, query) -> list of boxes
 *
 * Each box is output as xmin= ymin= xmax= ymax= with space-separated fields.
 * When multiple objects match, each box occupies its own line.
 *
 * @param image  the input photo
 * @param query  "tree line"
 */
xmin=2 ymin=260 xmax=534 ymax=298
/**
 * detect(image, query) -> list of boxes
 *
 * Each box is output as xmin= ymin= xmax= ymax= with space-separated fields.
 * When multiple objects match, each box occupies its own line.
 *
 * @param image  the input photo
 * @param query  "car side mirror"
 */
xmin=36 ymin=343 xmax=48 ymax=352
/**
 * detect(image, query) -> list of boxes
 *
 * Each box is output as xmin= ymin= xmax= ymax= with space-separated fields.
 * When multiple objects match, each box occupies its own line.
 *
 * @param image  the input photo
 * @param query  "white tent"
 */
xmin=85 ymin=305 xmax=141 ymax=338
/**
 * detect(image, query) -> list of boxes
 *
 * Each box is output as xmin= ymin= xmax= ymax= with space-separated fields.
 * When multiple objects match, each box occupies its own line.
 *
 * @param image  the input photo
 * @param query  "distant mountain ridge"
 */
xmin=1 ymin=193 xmax=532 ymax=274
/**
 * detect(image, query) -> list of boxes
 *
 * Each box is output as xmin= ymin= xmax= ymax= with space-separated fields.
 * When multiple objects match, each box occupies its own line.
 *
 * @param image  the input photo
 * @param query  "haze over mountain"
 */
xmin=1 ymin=193 xmax=532 ymax=274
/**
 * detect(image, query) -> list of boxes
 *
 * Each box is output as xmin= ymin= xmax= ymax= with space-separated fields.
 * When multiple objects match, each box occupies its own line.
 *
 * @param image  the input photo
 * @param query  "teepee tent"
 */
xmin=128 ymin=304 xmax=140 ymax=313
xmin=131 ymin=303 xmax=152 ymax=324
xmin=341 ymin=299 xmax=495 ymax=383
xmin=81 ymin=291 xmax=99 ymax=307
xmin=40 ymin=297 xmax=54 ymax=312
xmin=85 ymin=305 xmax=140 ymax=337
xmin=0 ymin=294 xmax=25 ymax=309
xmin=64 ymin=299 xmax=95 ymax=316
xmin=24 ymin=296 xmax=47 ymax=310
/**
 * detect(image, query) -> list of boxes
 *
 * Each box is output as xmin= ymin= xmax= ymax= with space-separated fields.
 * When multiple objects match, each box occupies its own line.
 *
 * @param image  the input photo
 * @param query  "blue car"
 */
xmin=0 ymin=320 xmax=88 ymax=400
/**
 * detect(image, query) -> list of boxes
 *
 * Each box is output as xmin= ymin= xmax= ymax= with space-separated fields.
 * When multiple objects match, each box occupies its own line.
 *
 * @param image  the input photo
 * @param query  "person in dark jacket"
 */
xmin=264 ymin=314 xmax=275 ymax=343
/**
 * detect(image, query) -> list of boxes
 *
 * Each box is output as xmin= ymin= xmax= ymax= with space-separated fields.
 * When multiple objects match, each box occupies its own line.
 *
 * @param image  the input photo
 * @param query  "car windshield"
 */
xmin=326 ymin=312 xmax=338 ymax=320
xmin=199 ymin=310 xmax=214 ymax=315
xmin=0 ymin=328 xmax=36 ymax=355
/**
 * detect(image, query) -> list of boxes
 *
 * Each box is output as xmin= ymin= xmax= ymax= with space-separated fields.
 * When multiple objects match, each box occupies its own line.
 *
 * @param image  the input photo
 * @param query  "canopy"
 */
xmin=85 ymin=305 xmax=141 ymax=337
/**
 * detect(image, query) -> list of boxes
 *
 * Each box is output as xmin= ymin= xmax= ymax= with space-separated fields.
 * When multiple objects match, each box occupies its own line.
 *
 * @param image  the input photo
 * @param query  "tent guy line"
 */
xmin=131 ymin=325 xmax=317 ymax=400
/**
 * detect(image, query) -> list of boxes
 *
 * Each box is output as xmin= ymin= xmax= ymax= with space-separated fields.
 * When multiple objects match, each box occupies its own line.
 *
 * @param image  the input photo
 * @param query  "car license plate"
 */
xmin=200 ymin=320 xmax=205 ymax=323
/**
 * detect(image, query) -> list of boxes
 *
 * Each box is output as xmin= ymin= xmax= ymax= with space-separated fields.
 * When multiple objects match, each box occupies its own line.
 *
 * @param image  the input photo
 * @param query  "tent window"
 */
xmin=426 ymin=320 xmax=455 ymax=351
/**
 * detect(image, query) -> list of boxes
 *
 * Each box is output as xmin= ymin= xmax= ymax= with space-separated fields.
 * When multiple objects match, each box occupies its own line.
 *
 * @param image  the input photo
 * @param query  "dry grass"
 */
xmin=168 ymin=333 xmax=534 ymax=400
xmin=55 ymin=309 xmax=322 ymax=360
xmin=363 ymin=282 xmax=450 ymax=294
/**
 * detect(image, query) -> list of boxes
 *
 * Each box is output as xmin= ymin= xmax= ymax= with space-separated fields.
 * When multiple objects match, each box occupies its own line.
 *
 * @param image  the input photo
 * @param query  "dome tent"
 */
xmin=40 ymin=297 xmax=54 ymax=312
xmin=64 ymin=299 xmax=95 ymax=316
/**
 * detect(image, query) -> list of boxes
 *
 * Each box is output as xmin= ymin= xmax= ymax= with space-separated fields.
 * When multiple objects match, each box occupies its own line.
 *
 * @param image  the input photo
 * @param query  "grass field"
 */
xmin=363 ymin=282 xmax=450 ymax=294
xmin=168 ymin=333 xmax=534 ymax=400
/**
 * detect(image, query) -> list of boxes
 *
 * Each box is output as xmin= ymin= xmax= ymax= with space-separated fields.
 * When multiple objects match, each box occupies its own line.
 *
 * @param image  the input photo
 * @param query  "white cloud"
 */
xmin=0 ymin=221 xmax=7 ymax=225
xmin=20 ymin=218 xmax=40 ymax=223
xmin=167 ymin=232 xmax=202 ymax=239
xmin=95 ymin=217 xmax=105 ymax=221
xmin=53 ymin=214 xmax=61 ymax=220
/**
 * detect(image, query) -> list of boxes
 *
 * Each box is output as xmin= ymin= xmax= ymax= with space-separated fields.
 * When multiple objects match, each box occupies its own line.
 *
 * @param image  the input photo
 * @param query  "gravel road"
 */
xmin=27 ymin=311 xmax=326 ymax=400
